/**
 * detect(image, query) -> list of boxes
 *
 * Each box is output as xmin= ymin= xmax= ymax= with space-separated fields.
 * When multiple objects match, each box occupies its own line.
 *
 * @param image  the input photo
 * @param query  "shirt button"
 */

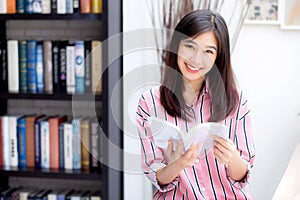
xmin=195 ymin=159 xmax=199 ymax=163
xmin=201 ymin=187 xmax=206 ymax=192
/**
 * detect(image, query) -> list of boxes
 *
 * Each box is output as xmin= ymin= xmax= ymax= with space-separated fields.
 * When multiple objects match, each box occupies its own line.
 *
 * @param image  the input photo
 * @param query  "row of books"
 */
xmin=0 ymin=0 xmax=102 ymax=14
xmin=0 ymin=187 xmax=102 ymax=200
xmin=0 ymin=115 xmax=103 ymax=171
xmin=0 ymin=39 xmax=102 ymax=95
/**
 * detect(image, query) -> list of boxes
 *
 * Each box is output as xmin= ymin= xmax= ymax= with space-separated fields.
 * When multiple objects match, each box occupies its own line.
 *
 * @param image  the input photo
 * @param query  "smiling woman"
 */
xmin=136 ymin=9 xmax=255 ymax=200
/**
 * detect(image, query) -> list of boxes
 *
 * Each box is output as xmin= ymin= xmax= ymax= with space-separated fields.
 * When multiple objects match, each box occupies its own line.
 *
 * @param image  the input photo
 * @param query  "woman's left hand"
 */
xmin=212 ymin=135 xmax=239 ymax=165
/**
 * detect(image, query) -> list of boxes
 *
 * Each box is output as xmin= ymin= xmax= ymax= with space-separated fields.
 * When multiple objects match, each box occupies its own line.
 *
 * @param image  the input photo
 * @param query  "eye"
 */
xmin=205 ymin=49 xmax=214 ymax=54
xmin=184 ymin=44 xmax=195 ymax=50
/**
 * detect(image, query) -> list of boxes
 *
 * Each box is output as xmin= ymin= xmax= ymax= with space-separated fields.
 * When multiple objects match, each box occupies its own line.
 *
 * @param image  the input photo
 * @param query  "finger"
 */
xmin=175 ymin=140 xmax=183 ymax=155
xmin=167 ymin=140 xmax=173 ymax=156
xmin=213 ymin=147 xmax=227 ymax=164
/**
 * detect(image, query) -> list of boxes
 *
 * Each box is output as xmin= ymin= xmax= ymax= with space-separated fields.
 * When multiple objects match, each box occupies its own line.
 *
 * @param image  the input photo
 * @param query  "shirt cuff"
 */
xmin=148 ymin=162 xmax=178 ymax=192
xmin=226 ymin=160 xmax=252 ymax=189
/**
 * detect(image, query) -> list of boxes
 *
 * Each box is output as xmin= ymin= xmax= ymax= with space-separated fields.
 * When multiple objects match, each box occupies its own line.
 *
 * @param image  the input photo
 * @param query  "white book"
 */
xmin=66 ymin=46 xmax=75 ymax=94
xmin=8 ymin=115 xmax=19 ymax=167
xmin=0 ymin=0 xmax=6 ymax=13
xmin=32 ymin=0 xmax=42 ymax=13
xmin=57 ymin=0 xmax=66 ymax=14
xmin=41 ymin=120 xmax=50 ymax=169
xmin=1 ymin=116 xmax=10 ymax=168
xmin=75 ymin=41 xmax=85 ymax=94
xmin=41 ymin=0 xmax=51 ymax=14
xmin=64 ymin=122 xmax=73 ymax=169
xmin=7 ymin=40 xmax=19 ymax=93
xmin=148 ymin=116 xmax=229 ymax=158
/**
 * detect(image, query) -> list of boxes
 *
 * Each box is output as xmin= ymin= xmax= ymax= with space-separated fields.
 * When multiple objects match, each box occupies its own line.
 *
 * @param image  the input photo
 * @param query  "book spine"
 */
xmin=59 ymin=41 xmax=67 ymax=93
xmin=25 ymin=0 xmax=33 ymax=13
xmin=90 ymin=119 xmax=101 ymax=171
xmin=2 ymin=116 xmax=10 ymax=167
xmin=0 ymin=0 xmax=7 ymax=13
xmin=27 ymin=40 xmax=37 ymax=94
xmin=0 ymin=118 xmax=2 ymax=166
xmin=80 ymin=0 xmax=90 ymax=14
xmin=0 ymin=40 xmax=8 ymax=92
xmin=7 ymin=0 xmax=17 ymax=13
xmin=81 ymin=119 xmax=90 ymax=170
xmin=9 ymin=116 xmax=18 ymax=167
xmin=66 ymin=46 xmax=75 ymax=94
xmin=17 ymin=117 xmax=27 ymax=168
xmin=41 ymin=121 xmax=50 ymax=169
xmin=43 ymin=41 xmax=53 ymax=94
xmin=56 ymin=0 xmax=66 ymax=14
xmin=91 ymin=0 xmax=101 ymax=14
xmin=73 ymin=0 xmax=79 ymax=13
xmin=32 ymin=0 xmax=42 ymax=13
xmin=26 ymin=116 xmax=35 ymax=167
xmin=52 ymin=41 xmax=60 ymax=93
xmin=18 ymin=40 xmax=27 ymax=93
xmin=64 ymin=123 xmax=73 ymax=169
xmin=84 ymin=41 xmax=92 ymax=93
xmin=72 ymin=118 xmax=81 ymax=170
xmin=8 ymin=40 xmax=19 ymax=94
xmin=59 ymin=123 xmax=64 ymax=169
xmin=51 ymin=0 xmax=57 ymax=14
xmin=41 ymin=0 xmax=51 ymax=13
xmin=75 ymin=41 xmax=84 ymax=94
xmin=34 ymin=119 xmax=41 ymax=168
xmin=66 ymin=0 xmax=73 ymax=14
xmin=16 ymin=0 xmax=25 ymax=13
xmin=36 ymin=42 xmax=44 ymax=94
xmin=91 ymin=40 xmax=102 ymax=94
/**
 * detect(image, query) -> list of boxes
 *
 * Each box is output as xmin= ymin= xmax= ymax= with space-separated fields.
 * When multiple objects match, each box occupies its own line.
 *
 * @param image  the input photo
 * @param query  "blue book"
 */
xmin=59 ymin=123 xmax=64 ymax=169
xmin=19 ymin=40 xmax=27 ymax=93
xmin=66 ymin=0 xmax=73 ymax=13
xmin=72 ymin=118 xmax=81 ymax=170
xmin=17 ymin=117 xmax=27 ymax=168
xmin=36 ymin=42 xmax=44 ymax=93
xmin=27 ymin=40 xmax=37 ymax=94
xmin=25 ymin=0 xmax=33 ymax=13
xmin=17 ymin=0 xmax=25 ymax=13
xmin=34 ymin=116 xmax=48 ymax=169
xmin=75 ymin=41 xmax=85 ymax=94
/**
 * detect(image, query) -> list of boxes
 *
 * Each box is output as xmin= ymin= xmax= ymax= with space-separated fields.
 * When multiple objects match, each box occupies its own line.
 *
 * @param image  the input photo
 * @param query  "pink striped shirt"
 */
xmin=136 ymin=85 xmax=255 ymax=200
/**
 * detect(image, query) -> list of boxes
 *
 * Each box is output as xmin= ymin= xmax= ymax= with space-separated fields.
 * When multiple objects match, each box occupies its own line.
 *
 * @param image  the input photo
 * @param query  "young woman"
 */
xmin=136 ymin=9 xmax=255 ymax=199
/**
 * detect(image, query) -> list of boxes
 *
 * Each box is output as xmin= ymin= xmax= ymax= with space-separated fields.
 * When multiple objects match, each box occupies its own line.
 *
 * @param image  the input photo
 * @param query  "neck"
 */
xmin=182 ymin=79 xmax=204 ymax=105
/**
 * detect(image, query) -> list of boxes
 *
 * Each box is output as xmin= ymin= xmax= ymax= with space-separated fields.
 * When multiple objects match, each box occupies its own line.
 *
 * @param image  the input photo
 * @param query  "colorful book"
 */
xmin=25 ymin=0 xmax=33 ymax=13
xmin=66 ymin=0 xmax=73 ymax=13
xmin=49 ymin=115 xmax=68 ymax=169
xmin=80 ymin=118 xmax=90 ymax=170
xmin=41 ymin=118 xmax=50 ymax=169
xmin=17 ymin=116 xmax=27 ymax=168
xmin=7 ymin=40 xmax=19 ymax=93
xmin=66 ymin=45 xmax=75 ymax=94
xmin=19 ymin=40 xmax=27 ymax=93
xmin=36 ymin=41 xmax=44 ymax=93
xmin=27 ymin=40 xmax=37 ymax=94
xmin=59 ymin=41 xmax=68 ymax=93
xmin=59 ymin=122 xmax=64 ymax=169
xmin=32 ymin=0 xmax=42 ymax=13
xmin=16 ymin=0 xmax=25 ymax=13
xmin=34 ymin=116 xmax=49 ymax=168
xmin=6 ymin=0 xmax=16 ymax=13
xmin=91 ymin=0 xmax=101 ymax=14
xmin=43 ymin=41 xmax=53 ymax=94
xmin=75 ymin=41 xmax=85 ymax=94
xmin=72 ymin=118 xmax=81 ymax=169
xmin=52 ymin=41 xmax=60 ymax=93
xmin=80 ymin=0 xmax=90 ymax=14
xmin=91 ymin=40 xmax=102 ymax=94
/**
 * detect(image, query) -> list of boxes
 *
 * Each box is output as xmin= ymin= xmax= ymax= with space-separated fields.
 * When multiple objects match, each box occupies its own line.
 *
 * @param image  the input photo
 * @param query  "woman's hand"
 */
xmin=213 ymin=135 xmax=239 ymax=165
xmin=167 ymin=140 xmax=200 ymax=168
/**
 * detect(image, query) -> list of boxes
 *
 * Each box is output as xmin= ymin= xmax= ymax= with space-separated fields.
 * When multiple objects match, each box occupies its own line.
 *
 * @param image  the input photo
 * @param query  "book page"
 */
xmin=149 ymin=117 xmax=229 ymax=159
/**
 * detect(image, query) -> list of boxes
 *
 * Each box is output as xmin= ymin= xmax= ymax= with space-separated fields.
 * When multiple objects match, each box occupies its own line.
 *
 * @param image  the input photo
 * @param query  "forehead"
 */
xmin=183 ymin=31 xmax=218 ymax=48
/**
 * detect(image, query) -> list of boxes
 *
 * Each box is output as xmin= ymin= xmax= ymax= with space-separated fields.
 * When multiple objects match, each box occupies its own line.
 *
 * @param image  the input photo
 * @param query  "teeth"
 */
xmin=187 ymin=64 xmax=200 ymax=70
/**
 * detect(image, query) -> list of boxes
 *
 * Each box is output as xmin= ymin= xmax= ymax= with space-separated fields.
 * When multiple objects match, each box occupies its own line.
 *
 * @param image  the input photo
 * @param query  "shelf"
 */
xmin=0 ymin=13 xmax=101 ymax=20
xmin=0 ymin=93 xmax=102 ymax=101
xmin=0 ymin=167 xmax=102 ymax=180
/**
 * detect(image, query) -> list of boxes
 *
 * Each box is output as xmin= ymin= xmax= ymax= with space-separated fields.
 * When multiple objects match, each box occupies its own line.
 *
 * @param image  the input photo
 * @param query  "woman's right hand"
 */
xmin=167 ymin=140 xmax=200 ymax=168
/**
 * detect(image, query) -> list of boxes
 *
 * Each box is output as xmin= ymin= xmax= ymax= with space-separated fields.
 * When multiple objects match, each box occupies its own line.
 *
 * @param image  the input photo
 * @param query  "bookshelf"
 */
xmin=0 ymin=0 xmax=123 ymax=200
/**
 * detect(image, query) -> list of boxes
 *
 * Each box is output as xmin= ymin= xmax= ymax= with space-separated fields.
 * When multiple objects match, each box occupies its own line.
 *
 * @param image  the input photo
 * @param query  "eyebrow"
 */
xmin=183 ymin=39 xmax=217 ymax=51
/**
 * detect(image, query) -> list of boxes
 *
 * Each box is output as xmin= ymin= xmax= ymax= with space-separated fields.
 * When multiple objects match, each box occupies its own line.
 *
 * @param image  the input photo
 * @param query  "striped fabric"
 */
xmin=136 ymin=86 xmax=255 ymax=200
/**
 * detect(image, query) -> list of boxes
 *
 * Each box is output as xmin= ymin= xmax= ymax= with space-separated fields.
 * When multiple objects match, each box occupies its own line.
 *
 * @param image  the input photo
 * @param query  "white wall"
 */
xmin=232 ymin=24 xmax=300 ymax=199
xmin=123 ymin=1 xmax=300 ymax=199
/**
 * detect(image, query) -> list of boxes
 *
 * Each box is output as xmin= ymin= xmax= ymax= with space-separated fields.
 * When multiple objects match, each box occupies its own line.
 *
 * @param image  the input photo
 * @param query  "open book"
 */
xmin=148 ymin=116 xmax=229 ymax=158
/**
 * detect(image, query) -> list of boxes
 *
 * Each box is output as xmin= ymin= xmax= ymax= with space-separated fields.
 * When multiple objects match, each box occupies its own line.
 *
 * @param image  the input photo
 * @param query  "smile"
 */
xmin=186 ymin=63 xmax=201 ymax=73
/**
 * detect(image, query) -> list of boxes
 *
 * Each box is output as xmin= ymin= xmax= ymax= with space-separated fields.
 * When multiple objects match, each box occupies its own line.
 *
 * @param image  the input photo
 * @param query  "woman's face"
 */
xmin=177 ymin=31 xmax=218 ymax=88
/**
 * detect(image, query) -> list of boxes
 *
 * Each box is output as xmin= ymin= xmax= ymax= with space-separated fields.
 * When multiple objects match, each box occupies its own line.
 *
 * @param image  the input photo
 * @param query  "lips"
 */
xmin=185 ymin=63 xmax=201 ymax=73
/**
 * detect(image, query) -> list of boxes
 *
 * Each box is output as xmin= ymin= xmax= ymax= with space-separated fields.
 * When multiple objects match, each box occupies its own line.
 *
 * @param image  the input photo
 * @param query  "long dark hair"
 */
xmin=160 ymin=9 xmax=238 ymax=122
